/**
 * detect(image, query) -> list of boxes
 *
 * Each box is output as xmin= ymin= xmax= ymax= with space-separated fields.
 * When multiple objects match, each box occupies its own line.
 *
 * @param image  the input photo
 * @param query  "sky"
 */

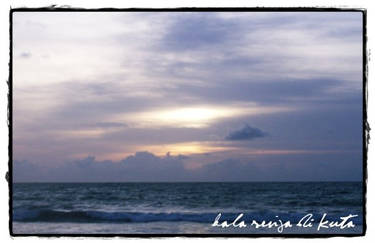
xmin=12 ymin=11 xmax=363 ymax=182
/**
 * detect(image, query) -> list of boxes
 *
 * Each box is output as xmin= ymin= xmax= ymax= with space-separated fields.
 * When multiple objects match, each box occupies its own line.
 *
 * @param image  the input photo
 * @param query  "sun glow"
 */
xmin=147 ymin=106 xmax=243 ymax=128
xmin=121 ymin=104 xmax=291 ymax=128
xmin=141 ymin=141 xmax=234 ymax=156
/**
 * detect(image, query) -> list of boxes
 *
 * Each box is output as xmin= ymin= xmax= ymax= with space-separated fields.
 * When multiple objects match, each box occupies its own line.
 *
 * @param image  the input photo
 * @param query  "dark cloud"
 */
xmin=225 ymin=124 xmax=267 ymax=141
xmin=160 ymin=13 xmax=239 ymax=51
xmin=158 ymin=12 xmax=360 ymax=52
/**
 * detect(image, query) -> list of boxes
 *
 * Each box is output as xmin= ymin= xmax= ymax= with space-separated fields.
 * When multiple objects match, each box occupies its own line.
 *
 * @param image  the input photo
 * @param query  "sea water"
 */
xmin=12 ymin=182 xmax=363 ymax=234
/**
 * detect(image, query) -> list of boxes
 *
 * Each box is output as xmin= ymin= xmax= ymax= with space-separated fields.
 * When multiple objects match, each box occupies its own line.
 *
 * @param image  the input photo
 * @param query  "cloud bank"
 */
xmin=13 ymin=150 xmax=362 ymax=182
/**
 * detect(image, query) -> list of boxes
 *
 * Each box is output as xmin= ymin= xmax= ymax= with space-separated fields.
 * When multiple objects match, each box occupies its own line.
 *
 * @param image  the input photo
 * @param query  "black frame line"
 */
xmin=8 ymin=6 xmax=368 ymax=238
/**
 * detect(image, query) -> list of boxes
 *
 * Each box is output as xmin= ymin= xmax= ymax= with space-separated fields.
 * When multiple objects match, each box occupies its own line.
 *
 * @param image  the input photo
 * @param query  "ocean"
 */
xmin=12 ymin=182 xmax=364 ymax=235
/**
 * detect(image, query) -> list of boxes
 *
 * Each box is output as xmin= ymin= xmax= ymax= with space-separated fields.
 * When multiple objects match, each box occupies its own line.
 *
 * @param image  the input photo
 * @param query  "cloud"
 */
xmin=13 ymin=151 xmax=189 ymax=182
xmin=13 ymin=150 xmax=362 ymax=182
xmin=89 ymin=122 xmax=127 ymax=128
xmin=161 ymin=78 xmax=357 ymax=106
xmin=19 ymin=52 xmax=31 ymax=58
xmin=12 ymin=12 xmax=363 ymax=168
xmin=225 ymin=124 xmax=267 ymax=141
xmin=148 ymin=12 xmax=362 ymax=84
xmin=160 ymin=13 xmax=238 ymax=51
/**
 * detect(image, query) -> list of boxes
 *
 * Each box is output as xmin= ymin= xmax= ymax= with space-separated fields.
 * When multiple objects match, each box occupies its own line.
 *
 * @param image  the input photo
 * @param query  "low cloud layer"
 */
xmin=13 ymin=150 xmax=362 ymax=182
